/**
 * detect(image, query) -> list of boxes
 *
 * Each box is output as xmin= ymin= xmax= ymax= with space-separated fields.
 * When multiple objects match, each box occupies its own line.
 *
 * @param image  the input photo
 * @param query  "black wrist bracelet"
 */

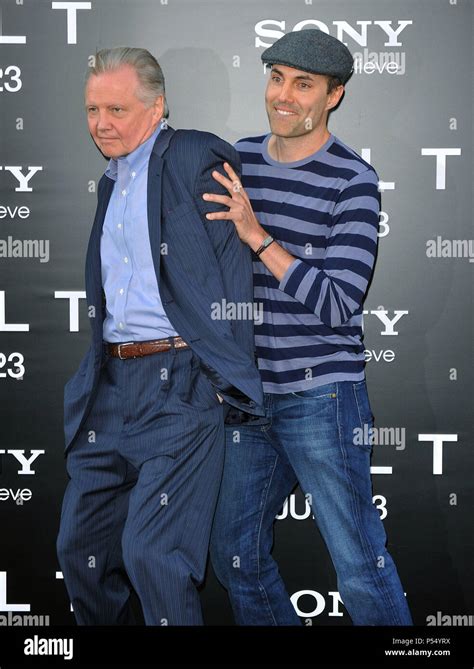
xmin=255 ymin=235 xmax=275 ymax=257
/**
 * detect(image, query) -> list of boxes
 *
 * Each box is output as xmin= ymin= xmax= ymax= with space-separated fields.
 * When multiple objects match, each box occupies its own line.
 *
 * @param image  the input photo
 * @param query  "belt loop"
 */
xmin=169 ymin=336 xmax=177 ymax=356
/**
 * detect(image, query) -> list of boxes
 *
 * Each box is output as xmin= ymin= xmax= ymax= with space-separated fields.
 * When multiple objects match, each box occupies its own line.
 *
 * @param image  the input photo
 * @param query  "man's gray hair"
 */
xmin=86 ymin=47 xmax=169 ymax=118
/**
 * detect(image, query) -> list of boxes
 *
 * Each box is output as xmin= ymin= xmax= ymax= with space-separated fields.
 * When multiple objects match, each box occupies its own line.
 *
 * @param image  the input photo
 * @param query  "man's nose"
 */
xmin=96 ymin=111 xmax=113 ymax=131
xmin=277 ymin=82 xmax=294 ymax=103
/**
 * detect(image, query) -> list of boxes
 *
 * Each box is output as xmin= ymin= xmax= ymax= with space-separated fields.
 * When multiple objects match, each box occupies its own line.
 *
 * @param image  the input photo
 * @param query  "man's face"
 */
xmin=85 ymin=64 xmax=163 ymax=159
xmin=265 ymin=64 xmax=344 ymax=139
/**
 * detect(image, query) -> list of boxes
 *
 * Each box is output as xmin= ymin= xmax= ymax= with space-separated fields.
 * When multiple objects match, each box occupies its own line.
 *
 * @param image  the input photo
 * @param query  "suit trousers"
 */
xmin=57 ymin=345 xmax=224 ymax=625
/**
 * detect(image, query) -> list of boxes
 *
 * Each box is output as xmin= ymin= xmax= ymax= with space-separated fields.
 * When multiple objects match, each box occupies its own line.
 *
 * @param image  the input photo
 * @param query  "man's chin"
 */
xmin=96 ymin=140 xmax=124 ymax=159
xmin=268 ymin=124 xmax=302 ymax=139
xmin=100 ymin=148 xmax=124 ymax=160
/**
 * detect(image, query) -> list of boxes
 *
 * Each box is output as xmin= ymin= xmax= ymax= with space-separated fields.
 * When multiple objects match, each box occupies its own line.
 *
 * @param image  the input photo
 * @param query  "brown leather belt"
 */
xmin=106 ymin=336 xmax=189 ymax=360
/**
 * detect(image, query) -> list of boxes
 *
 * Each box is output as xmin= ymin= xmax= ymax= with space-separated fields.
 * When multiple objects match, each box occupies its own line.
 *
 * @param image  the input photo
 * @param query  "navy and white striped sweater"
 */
xmin=236 ymin=133 xmax=380 ymax=394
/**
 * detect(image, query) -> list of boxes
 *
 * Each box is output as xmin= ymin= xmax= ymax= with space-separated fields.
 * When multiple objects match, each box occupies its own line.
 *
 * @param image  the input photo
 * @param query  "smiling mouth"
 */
xmin=274 ymin=108 xmax=298 ymax=116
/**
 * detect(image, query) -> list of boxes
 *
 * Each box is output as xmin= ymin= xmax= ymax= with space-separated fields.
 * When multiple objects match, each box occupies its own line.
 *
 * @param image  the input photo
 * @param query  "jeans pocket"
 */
xmin=290 ymin=382 xmax=337 ymax=400
xmin=352 ymin=381 xmax=375 ymax=452
xmin=352 ymin=380 xmax=374 ymax=425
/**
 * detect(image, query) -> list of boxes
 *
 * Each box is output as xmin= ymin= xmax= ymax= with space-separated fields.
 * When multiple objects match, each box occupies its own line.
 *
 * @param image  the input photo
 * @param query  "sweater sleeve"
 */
xmin=278 ymin=168 xmax=380 ymax=328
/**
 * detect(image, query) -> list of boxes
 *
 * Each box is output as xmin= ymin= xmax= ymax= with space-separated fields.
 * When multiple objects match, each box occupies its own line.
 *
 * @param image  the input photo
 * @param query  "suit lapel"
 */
xmin=147 ymin=125 xmax=175 ymax=275
xmin=85 ymin=174 xmax=114 ymax=346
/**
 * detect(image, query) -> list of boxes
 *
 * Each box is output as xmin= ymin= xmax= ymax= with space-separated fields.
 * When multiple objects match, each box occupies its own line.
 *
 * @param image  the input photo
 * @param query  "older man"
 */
xmin=56 ymin=47 xmax=263 ymax=625
xmin=207 ymin=30 xmax=413 ymax=625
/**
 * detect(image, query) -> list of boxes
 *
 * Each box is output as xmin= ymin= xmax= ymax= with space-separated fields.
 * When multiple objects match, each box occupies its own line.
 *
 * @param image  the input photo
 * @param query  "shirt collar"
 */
xmin=105 ymin=124 xmax=161 ymax=181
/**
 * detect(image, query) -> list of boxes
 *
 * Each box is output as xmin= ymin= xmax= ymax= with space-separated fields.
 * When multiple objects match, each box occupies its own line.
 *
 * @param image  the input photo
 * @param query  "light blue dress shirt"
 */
xmin=101 ymin=126 xmax=179 ymax=343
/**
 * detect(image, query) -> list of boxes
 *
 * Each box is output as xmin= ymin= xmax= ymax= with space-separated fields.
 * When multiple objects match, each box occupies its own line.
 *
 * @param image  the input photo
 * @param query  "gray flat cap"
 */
xmin=261 ymin=29 xmax=354 ymax=84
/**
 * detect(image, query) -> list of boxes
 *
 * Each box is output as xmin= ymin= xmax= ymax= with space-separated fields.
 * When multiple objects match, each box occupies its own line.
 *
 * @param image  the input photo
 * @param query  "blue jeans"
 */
xmin=210 ymin=380 xmax=413 ymax=625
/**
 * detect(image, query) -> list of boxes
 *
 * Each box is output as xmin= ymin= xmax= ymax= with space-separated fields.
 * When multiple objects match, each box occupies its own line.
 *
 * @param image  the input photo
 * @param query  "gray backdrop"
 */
xmin=0 ymin=0 xmax=472 ymax=627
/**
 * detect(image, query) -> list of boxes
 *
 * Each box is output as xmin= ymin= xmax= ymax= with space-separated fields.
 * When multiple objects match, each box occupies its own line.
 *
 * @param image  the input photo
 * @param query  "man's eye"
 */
xmin=112 ymin=107 xmax=123 ymax=112
xmin=87 ymin=107 xmax=97 ymax=113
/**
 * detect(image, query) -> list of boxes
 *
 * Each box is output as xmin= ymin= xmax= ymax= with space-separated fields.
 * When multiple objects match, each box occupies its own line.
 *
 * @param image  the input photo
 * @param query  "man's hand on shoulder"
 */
xmin=202 ymin=162 xmax=267 ymax=249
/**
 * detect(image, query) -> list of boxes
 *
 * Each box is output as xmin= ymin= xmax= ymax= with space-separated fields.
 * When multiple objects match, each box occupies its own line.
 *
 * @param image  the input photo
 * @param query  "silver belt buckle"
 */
xmin=117 ymin=341 xmax=134 ymax=360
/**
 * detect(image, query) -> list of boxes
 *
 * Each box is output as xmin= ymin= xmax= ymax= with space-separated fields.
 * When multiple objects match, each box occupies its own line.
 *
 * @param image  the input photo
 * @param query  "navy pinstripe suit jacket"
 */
xmin=63 ymin=125 xmax=265 ymax=452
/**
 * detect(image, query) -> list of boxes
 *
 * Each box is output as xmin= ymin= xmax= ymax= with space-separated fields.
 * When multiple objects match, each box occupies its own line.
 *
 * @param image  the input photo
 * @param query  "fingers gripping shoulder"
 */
xmin=194 ymin=135 xmax=242 ymax=216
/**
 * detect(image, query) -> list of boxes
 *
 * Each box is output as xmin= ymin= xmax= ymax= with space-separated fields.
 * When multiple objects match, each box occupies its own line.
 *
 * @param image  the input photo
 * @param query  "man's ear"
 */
xmin=152 ymin=95 xmax=165 ymax=122
xmin=327 ymin=85 xmax=345 ymax=111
